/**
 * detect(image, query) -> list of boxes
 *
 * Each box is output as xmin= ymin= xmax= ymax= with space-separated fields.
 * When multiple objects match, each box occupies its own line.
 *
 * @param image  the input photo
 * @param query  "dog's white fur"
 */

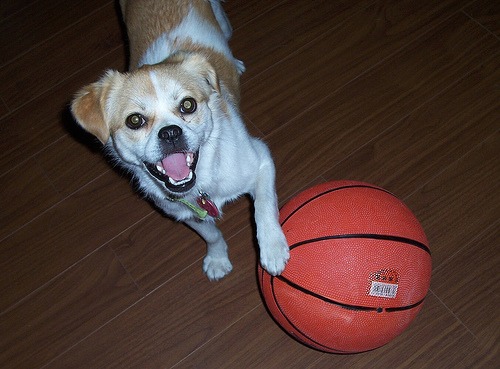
xmin=71 ymin=0 xmax=289 ymax=280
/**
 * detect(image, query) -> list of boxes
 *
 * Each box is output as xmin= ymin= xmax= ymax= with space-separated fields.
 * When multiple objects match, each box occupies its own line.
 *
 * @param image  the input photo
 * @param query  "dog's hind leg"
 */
xmin=185 ymin=218 xmax=233 ymax=281
xmin=208 ymin=0 xmax=233 ymax=40
xmin=208 ymin=0 xmax=245 ymax=75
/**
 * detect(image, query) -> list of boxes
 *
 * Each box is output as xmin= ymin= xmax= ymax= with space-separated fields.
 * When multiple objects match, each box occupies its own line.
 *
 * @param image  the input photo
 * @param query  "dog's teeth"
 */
xmin=156 ymin=164 xmax=166 ymax=175
xmin=167 ymin=171 xmax=193 ymax=186
xmin=186 ymin=154 xmax=193 ymax=166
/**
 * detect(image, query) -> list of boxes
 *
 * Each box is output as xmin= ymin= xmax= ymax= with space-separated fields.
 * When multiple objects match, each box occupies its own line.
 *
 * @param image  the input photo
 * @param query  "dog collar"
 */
xmin=167 ymin=191 xmax=219 ymax=220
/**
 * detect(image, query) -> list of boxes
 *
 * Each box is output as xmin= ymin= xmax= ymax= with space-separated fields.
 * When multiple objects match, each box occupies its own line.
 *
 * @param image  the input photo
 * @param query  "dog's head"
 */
xmin=71 ymin=53 xmax=222 ymax=194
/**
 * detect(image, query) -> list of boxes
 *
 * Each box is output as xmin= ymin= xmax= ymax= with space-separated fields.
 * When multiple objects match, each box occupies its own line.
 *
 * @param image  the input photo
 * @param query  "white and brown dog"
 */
xmin=71 ymin=0 xmax=289 ymax=280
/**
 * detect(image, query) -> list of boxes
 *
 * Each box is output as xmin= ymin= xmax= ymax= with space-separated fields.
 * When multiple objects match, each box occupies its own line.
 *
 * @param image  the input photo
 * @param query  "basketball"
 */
xmin=258 ymin=181 xmax=432 ymax=353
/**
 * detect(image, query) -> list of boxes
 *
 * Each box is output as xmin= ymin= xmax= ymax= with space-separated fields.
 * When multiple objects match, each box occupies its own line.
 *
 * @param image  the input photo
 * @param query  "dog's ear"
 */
xmin=178 ymin=53 xmax=220 ymax=93
xmin=71 ymin=70 xmax=123 ymax=144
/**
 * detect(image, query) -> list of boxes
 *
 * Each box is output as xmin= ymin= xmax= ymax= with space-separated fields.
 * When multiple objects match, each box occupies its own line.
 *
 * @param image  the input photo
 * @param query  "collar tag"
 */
xmin=166 ymin=191 xmax=218 ymax=220
xmin=196 ymin=193 xmax=219 ymax=218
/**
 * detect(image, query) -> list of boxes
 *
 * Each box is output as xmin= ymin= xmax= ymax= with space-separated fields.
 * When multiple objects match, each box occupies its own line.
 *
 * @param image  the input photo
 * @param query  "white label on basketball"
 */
xmin=369 ymin=281 xmax=398 ymax=298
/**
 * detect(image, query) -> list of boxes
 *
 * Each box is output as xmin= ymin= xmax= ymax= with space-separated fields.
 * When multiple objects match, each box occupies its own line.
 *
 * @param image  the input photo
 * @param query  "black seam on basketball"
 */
xmin=280 ymin=185 xmax=395 ymax=227
xmin=288 ymin=234 xmax=430 ymax=255
xmin=277 ymin=275 xmax=425 ymax=314
xmin=259 ymin=267 xmax=264 ymax=290
xmin=270 ymin=275 xmax=349 ymax=353
xmin=276 ymin=275 xmax=380 ymax=312
xmin=386 ymin=296 xmax=426 ymax=312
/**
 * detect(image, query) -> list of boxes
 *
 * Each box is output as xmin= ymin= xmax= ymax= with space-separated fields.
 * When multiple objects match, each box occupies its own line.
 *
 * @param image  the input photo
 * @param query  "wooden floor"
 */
xmin=0 ymin=0 xmax=499 ymax=367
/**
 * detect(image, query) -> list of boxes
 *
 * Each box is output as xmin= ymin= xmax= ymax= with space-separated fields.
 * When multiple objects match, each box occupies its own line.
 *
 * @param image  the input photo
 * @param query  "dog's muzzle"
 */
xmin=145 ymin=125 xmax=199 ymax=193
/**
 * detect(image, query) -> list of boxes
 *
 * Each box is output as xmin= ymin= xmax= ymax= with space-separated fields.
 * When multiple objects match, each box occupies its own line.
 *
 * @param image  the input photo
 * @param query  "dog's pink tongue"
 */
xmin=162 ymin=153 xmax=190 ymax=181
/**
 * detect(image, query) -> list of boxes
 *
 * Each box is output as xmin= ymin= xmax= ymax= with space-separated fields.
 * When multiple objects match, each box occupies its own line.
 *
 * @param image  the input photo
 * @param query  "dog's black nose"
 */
xmin=158 ymin=125 xmax=183 ymax=143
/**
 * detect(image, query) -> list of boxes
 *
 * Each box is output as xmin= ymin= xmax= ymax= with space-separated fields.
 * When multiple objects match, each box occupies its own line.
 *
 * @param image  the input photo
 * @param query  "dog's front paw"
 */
xmin=203 ymin=255 xmax=233 ymax=281
xmin=260 ymin=235 xmax=290 ymax=276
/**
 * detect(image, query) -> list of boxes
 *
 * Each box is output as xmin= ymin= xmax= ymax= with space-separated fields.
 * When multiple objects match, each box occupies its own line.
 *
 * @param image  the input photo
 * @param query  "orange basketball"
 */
xmin=258 ymin=181 xmax=431 ymax=353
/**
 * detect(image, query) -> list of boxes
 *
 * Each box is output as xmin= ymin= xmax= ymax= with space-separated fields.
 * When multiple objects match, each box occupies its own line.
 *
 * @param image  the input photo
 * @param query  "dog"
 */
xmin=71 ymin=0 xmax=289 ymax=280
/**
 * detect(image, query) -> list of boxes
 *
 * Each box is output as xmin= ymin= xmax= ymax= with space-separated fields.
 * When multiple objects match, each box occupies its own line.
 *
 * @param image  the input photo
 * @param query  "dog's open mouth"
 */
xmin=145 ymin=151 xmax=198 ymax=193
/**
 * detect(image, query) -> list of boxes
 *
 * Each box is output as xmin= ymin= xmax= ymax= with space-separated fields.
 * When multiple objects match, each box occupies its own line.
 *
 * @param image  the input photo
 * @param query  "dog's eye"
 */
xmin=180 ymin=98 xmax=197 ymax=114
xmin=126 ymin=113 xmax=147 ymax=129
